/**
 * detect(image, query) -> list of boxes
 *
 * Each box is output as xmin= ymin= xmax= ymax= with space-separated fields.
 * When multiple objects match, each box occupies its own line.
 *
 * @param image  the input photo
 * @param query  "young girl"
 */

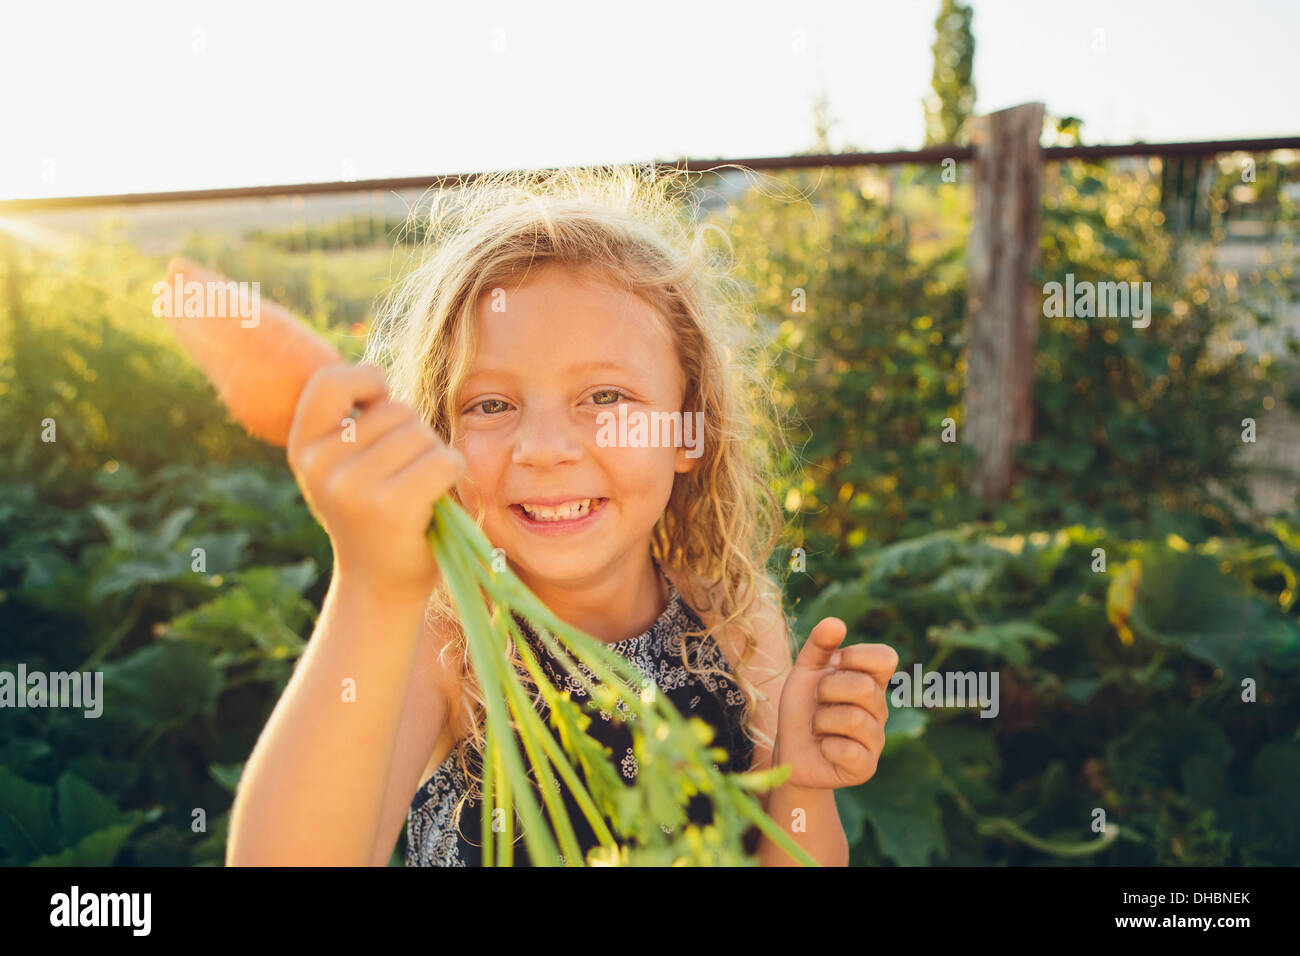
xmin=226 ymin=165 xmax=897 ymax=867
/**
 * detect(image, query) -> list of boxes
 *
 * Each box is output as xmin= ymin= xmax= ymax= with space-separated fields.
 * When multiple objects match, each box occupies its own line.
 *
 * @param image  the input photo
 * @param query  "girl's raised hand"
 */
xmin=772 ymin=618 xmax=899 ymax=791
xmin=286 ymin=362 xmax=466 ymax=603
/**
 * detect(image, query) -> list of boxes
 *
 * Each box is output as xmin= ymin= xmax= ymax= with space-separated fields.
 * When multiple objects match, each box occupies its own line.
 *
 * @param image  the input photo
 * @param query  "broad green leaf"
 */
xmin=927 ymin=563 xmax=1002 ymax=596
xmin=186 ymin=529 xmax=252 ymax=575
xmin=883 ymin=704 xmax=928 ymax=741
xmin=926 ymin=722 xmax=1000 ymax=808
xmin=0 ymin=738 xmax=53 ymax=776
xmin=793 ymin=579 xmax=882 ymax=638
xmin=90 ymin=552 xmax=192 ymax=601
xmin=160 ymin=560 xmax=318 ymax=657
xmin=1036 ymin=588 xmax=1108 ymax=643
xmin=1105 ymin=713 xmax=1233 ymax=796
xmin=17 ymin=549 xmax=91 ymax=614
xmin=100 ymin=640 xmax=223 ymax=727
xmin=1129 ymin=550 xmax=1300 ymax=678
xmin=867 ymin=529 xmax=965 ymax=586
xmin=56 ymin=773 xmax=126 ymax=845
xmin=88 ymin=503 xmax=136 ymax=551
xmin=155 ymin=506 xmax=196 ymax=549
xmin=1062 ymin=677 xmax=1102 ymax=704
xmin=931 ymin=619 xmax=1058 ymax=668
xmin=0 ymin=766 xmax=60 ymax=861
xmin=853 ymin=737 xmax=948 ymax=866
xmin=833 ymin=786 xmax=868 ymax=845
xmin=30 ymin=823 xmax=137 ymax=866
xmin=1217 ymin=741 xmax=1300 ymax=866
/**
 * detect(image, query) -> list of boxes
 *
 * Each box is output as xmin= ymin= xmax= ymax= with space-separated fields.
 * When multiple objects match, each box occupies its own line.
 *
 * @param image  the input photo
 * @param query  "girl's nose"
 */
xmin=511 ymin=409 xmax=583 ymax=468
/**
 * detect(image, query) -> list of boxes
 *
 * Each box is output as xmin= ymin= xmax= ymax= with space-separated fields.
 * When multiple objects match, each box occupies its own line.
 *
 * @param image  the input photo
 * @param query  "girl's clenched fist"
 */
xmin=286 ymin=362 xmax=466 ymax=601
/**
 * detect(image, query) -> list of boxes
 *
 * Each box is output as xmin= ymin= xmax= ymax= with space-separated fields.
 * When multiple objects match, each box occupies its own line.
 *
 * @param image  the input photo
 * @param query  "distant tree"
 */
xmin=923 ymin=0 xmax=976 ymax=147
xmin=807 ymin=87 xmax=837 ymax=154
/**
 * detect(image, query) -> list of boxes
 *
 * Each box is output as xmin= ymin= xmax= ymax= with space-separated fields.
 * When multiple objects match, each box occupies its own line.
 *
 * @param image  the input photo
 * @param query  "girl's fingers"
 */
xmin=291 ymin=400 xmax=407 ymax=483
xmin=831 ymin=642 xmax=900 ymax=691
xmin=382 ymin=443 xmax=467 ymax=506
xmin=817 ymin=670 xmax=888 ymax=727
xmin=818 ymin=735 xmax=879 ymax=781
xmin=340 ymin=399 xmax=419 ymax=449
xmin=350 ymin=417 xmax=444 ymax=482
xmin=288 ymin=363 xmax=389 ymax=461
xmin=812 ymin=704 xmax=885 ymax=754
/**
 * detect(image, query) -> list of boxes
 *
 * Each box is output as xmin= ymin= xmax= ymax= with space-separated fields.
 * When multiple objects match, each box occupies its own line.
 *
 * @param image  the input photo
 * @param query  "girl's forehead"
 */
xmin=483 ymin=261 xmax=652 ymax=318
xmin=468 ymin=263 xmax=681 ymax=379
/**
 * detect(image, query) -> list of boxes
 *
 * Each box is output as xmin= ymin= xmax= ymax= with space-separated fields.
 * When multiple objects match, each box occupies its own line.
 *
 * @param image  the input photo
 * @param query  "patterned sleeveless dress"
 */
xmin=404 ymin=567 xmax=759 ymax=866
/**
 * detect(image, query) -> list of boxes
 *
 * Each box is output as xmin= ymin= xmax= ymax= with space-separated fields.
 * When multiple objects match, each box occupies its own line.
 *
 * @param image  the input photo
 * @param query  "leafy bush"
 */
xmin=0 ymin=459 xmax=331 ymax=866
xmin=718 ymin=164 xmax=981 ymax=593
xmin=720 ymin=151 xmax=1300 ymax=607
xmin=796 ymin=522 xmax=1300 ymax=865
xmin=1017 ymin=152 xmax=1300 ymax=534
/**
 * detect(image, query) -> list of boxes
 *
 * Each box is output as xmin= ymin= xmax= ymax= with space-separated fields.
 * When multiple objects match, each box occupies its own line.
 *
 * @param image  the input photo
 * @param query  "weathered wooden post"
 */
xmin=964 ymin=102 xmax=1045 ymax=501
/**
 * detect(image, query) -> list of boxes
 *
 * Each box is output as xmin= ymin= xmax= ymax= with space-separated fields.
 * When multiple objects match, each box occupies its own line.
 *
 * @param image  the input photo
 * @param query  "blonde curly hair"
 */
xmin=361 ymin=162 xmax=797 ymax=819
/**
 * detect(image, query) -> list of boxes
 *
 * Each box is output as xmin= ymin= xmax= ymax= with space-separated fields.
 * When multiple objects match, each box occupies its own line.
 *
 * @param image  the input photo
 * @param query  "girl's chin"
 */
xmin=505 ymin=553 xmax=623 ymax=594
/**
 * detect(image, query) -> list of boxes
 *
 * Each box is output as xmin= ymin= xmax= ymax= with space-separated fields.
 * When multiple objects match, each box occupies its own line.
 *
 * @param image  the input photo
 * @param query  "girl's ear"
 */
xmin=673 ymin=407 xmax=704 ymax=474
xmin=673 ymin=446 xmax=698 ymax=475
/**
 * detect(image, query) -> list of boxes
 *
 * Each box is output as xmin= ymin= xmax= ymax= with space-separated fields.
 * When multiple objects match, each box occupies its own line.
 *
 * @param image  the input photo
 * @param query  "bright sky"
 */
xmin=2 ymin=0 xmax=1297 ymax=201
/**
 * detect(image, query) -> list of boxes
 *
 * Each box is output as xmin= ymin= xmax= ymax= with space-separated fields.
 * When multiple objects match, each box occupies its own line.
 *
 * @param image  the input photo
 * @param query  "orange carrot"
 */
xmin=157 ymin=256 xmax=342 ymax=447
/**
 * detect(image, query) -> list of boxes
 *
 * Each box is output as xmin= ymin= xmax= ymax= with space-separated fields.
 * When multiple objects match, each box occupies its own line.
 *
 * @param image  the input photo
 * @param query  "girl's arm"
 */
xmin=228 ymin=362 xmax=463 ymax=866
xmin=756 ymin=780 xmax=849 ymax=867
xmin=227 ymin=570 xmax=445 ymax=866
xmin=738 ymin=605 xmax=850 ymax=867
xmin=366 ymin=614 xmax=460 ymax=866
xmin=696 ymin=573 xmax=851 ymax=867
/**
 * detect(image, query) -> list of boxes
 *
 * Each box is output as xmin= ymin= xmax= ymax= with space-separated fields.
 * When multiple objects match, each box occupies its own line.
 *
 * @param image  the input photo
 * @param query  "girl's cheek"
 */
xmin=453 ymin=479 xmax=481 ymax=517
xmin=457 ymin=435 xmax=516 ymax=519
xmin=458 ymin=433 xmax=494 ymax=474
xmin=603 ymin=445 xmax=681 ymax=493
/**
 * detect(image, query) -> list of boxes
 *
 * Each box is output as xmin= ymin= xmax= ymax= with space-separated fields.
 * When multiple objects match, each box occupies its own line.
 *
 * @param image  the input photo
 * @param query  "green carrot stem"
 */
xmin=500 ymin=613 xmax=619 ymax=848
xmin=480 ymin=720 xmax=496 ymax=865
xmin=527 ymin=604 xmax=818 ymax=867
xmin=437 ymin=513 xmax=593 ymax=865
xmin=527 ymin=616 xmax=806 ymax=863
xmin=492 ymin=732 xmax=514 ymax=867
xmin=442 ymin=500 xmax=657 ymax=718
xmin=510 ymin=612 xmax=644 ymax=716
xmin=434 ymin=501 xmax=648 ymax=691
xmin=502 ymin=595 xmax=654 ymax=717
xmin=428 ymin=520 xmax=561 ymax=866
xmin=491 ymin=614 xmax=587 ymax=864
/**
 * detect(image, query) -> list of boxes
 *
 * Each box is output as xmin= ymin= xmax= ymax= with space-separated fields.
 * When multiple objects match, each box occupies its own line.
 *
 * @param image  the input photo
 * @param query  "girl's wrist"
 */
xmin=770 ymin=743 xmax=834 ymax=799
xmin=773 ymin=778 xmax=834 ymax=801
xmin=332 ymin=559 xmax=437 ymax=610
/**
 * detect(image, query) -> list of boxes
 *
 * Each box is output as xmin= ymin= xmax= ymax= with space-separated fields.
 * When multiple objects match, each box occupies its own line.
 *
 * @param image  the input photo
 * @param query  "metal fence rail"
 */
xmin=3 ymin=136 xmax=1298 ymax=212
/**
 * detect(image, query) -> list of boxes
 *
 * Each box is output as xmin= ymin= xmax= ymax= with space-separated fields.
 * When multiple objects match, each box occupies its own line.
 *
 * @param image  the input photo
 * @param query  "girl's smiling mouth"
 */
xmin=508 ymin=496 xmax=610 ymax=534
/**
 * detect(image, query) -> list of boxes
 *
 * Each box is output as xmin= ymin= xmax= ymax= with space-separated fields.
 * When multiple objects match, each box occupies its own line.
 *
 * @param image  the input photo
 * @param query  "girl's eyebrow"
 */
xmin=566 ymin=358 xmax=650 ymax=377
xmin=464 ymin=358 xmax=650 ymax=383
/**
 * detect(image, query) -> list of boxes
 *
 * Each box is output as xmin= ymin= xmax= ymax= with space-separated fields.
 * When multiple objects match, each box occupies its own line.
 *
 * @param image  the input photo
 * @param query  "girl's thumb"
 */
xmin=796 ymin=617 xmax=847 ymax=671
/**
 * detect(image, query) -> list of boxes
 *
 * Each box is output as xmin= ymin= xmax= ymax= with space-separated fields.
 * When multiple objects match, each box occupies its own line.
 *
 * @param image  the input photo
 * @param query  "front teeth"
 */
xmin=520 ymin=499 xmax=594 ymax=521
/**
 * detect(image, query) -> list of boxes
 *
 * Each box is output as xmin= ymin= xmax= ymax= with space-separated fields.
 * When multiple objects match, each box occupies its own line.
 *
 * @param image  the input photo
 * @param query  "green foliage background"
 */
xmin=1 ymin=144 xmax=1299 ymax=865
xmin=923 ymin=0 xmax=977 ymax=147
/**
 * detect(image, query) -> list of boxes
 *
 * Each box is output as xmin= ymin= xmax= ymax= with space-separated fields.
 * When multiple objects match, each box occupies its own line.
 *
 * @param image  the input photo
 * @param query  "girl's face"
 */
xmin=452 ymin=261 xmax=696 ymax=591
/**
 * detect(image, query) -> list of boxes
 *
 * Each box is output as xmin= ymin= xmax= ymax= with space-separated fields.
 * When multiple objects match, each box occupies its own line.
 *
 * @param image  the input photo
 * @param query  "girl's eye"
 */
xmin=590 ymin=389 xmax=626 ymax=405
xmin=475 ymin=399 xmax=510 ymax=415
